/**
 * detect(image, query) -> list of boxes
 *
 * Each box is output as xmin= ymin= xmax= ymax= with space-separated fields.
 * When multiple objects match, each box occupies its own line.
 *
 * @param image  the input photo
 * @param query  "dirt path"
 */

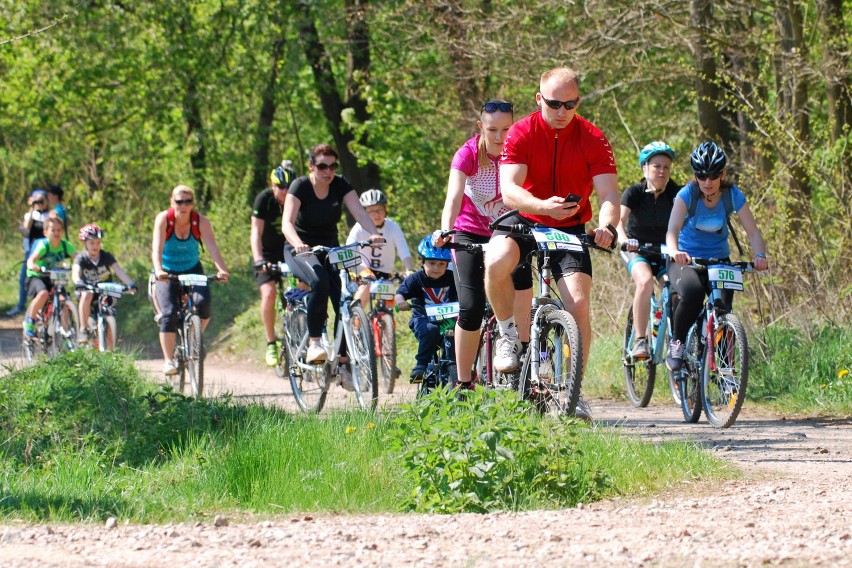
xmin=1 ymin=345 xmax=850 ymax=566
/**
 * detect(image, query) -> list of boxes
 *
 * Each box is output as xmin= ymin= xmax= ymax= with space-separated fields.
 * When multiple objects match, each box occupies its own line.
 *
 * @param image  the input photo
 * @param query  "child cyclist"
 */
xmin=22 ymin=216 xmax=75 ymax=339
xmin=346 ymin=189 xmax=414 ymax=307
xmin=72 ymin=224 xmax=138 ymax=344
xmin=394 ymin=237 xmax=458 ymax=383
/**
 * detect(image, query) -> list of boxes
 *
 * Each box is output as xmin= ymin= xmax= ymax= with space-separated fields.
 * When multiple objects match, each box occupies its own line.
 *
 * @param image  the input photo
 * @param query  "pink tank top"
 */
xmin=450 ymin=135 xmax=510 ymax=237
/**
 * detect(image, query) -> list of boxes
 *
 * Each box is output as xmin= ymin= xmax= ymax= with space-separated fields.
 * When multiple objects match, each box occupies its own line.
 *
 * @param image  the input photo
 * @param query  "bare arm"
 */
xmin=72 ymin=262 xmax=82 ymax=285
xmin=735 ymin=203 xmax=768 ymax=271
xmin=250 ymin=216 xmax=265 ymax=262
xmin=618 ymin=204 xmax=632 ymax=244
xmin=592 ymin=173 xmax=619 ymax=248
xmin=111 ymin=263 xmax=136 ymax=288
xmin=198 ymin=214 xmax=229 ymax=280
xmin=151 ymin=212 xmax=168 ymax=277
xmin=666 ymin=197 xmax=689 ymax=264
xmin=282 ymin=193 xmax=305 ymax=252
xmin=434 ymin=169 xmax=467 ymax=246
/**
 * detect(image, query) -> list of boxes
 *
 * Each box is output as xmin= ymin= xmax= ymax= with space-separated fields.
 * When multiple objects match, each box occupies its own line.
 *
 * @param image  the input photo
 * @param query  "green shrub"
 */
xmin=388 ymin=388 xmax=610 ymax=513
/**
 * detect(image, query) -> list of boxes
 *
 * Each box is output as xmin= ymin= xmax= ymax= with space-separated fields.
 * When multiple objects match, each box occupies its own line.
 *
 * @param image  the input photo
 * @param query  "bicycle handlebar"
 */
xmin=688 ymin=258 xmax=755 ymax=271
xmin=295 ymin=240 xmax=385 ymax=257
xmin=488 ymin=210 xmax=615 ymax=253
xmin=163 ymin=273 xmax=225 ymax=283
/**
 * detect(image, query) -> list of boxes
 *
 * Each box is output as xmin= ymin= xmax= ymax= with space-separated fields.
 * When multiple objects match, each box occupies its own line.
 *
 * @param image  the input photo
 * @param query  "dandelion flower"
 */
xmin=838 ymin=369 xmax=849 ymax=380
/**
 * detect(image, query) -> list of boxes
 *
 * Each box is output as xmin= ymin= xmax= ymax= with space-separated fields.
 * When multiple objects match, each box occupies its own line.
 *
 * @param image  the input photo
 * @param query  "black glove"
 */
xmin=128 ymin=282 xmax=138 ymax=291
xmin=254 ymin=260 xmax=268 ymax=272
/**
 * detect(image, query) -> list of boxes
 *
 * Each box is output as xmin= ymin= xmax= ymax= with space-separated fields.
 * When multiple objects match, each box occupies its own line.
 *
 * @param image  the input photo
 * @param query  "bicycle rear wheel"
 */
xmin=186 ymin=314 xmax=204 ymax=398
xmin=678 ymin=324 xmax=703 ymax=423
xmin=702 ymin=314 xmax=748 ymax=428
xmin=97 ymin=315 xmax=117 ymax=352
xmin=524 ymin=309 xmax=583 ymax=416
xmin=376 ymin=312 xmax=397 ymax=394
xmin=287 ymin=310 xmax=327 ymax=412
xmin=622 ymin=306 xmax=656 ymax=407
xmin=347 ymin=305 xmax=378 ymax=410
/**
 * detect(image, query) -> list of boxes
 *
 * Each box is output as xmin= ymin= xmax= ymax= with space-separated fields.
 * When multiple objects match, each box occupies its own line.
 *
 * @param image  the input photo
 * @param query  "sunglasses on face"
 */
xmin=174 ymin=198 xmax=194 ymax=205
xmin=695 ymin=173 xmax=721 ymax=181
xmin=313 ymin=162 xmax=339 ymax=171
xmin=481 ymin=101 xmax=514 ymax=113
xmin=541 ymin=95 xmax=581 ymax=110
xmin=33 ymin=200 xmax=46 ymax=205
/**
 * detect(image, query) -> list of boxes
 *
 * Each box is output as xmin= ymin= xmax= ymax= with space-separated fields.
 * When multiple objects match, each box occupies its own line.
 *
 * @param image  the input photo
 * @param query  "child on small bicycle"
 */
xmin=346 ymin=189 xmax=414 ymax=307
xmin=72 ymin=224 xmax=138 ymax=344
xmin=394 ymin=237 xmax=457 ymax=383
xmin=23 ymin=215 xmax=75 ymax=338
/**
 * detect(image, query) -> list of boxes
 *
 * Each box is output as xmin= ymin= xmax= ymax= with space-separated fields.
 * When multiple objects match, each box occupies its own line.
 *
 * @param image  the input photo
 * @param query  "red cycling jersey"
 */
xmin=501 ymin=110 xmax=617 ymax=228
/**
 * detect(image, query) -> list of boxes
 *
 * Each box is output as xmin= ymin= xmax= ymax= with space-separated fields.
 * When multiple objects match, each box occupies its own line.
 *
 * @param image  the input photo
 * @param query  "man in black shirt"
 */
xmin=252 ymin=163 xmax=296 ymax=366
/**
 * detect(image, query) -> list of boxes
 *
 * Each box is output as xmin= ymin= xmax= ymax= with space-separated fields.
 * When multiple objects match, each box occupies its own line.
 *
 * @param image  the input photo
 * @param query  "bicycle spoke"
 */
xmin=702 ymin=314 xmax=749 ymax=428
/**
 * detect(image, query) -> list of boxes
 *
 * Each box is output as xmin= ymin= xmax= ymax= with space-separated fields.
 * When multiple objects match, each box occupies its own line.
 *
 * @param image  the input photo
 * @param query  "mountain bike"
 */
xmin=360 ymin=273 xmax=403 ymax=394
xmin=22 ymin=266 xmax=78 ymax=365
xmin=76 ymin=282 xmax=134 ymax=352
xmin=403 ymin=299 xmax=459 ymax=397
xmin=673 ymin=259 xmax=754 ymax=428
xmin=282 ymin=242 xmax=378 ymax=412
xmin=166 ymin=273 xmax=222 ymax=399
xmin=620 ymin=244 xmax=681 ymax=407
xmin=488 ymin=210 xmax=615 ymax=416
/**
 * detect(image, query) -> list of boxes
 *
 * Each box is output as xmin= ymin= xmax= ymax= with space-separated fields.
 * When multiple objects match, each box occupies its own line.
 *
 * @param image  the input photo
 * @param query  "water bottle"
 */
xmin=652 ymin=306 xmax=662 ymax=339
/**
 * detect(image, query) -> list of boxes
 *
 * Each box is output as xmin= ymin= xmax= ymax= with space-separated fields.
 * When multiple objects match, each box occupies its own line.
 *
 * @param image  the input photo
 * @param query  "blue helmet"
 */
xmin=638 ymin=141 xmax=675 ymax=167
xmin=417 ymin=236 xmax=452 ymax=261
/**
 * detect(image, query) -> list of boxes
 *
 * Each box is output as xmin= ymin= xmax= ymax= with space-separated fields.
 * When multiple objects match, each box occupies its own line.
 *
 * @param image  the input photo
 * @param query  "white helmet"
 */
xmin=359 ymin=189 xmax=388 ymax=208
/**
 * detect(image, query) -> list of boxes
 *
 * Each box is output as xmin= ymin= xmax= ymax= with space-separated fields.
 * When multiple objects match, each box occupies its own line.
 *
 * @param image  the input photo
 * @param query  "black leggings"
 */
xmin=284 ymin=244 xmax=342 ymax=340
xmin=452 ymin=231 xmax=532 ymax=332
xmin=667 ymin=261 xmax=733 ymax=342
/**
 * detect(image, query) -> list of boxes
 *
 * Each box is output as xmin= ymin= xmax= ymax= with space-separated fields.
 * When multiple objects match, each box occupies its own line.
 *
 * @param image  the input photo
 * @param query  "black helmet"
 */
xmin=690 ymin=141 xmax=727 ymax=176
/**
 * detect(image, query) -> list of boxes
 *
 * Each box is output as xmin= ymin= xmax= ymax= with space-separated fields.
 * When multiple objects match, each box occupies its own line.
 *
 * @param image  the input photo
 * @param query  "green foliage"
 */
xmin=388 ymin=387 xmax=610 ymax=513
xmin=750 ymin=325 xmax=852 ymax=414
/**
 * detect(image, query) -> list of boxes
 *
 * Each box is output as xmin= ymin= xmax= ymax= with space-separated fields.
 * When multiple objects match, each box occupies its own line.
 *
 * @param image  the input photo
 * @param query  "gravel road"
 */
xmin=1 ymin=342 xmax=850 ymax=567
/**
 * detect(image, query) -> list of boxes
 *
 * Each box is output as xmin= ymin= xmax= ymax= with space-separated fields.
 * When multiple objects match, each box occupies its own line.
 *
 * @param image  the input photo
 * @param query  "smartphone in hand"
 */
xmin=564 ymin=193 xmax=582 ymax=206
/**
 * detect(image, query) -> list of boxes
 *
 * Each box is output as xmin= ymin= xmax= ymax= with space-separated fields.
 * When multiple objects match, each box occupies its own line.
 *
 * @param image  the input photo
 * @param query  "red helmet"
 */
xmin=79 ymin=223 xmax=104 ymax=241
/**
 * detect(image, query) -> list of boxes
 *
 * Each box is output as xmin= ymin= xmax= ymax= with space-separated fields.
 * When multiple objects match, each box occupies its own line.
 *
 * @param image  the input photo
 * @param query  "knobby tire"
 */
xmin=702 ymin=313 xmax=749 ymax=428
xmin=622 ymin=306 xmax=656 ymax=407
xmin=186 ymin=314 xmax=204 ymax=398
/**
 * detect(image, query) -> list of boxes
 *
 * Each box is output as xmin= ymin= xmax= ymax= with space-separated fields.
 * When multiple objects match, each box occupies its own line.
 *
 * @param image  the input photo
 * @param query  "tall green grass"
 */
xmin=0 ymin=350 xmax=727 ymax=521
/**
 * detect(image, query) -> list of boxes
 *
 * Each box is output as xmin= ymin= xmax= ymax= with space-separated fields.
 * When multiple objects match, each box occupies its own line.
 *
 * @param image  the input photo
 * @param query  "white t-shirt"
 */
xmin=346 ymin=217 xmax=411 ymax=274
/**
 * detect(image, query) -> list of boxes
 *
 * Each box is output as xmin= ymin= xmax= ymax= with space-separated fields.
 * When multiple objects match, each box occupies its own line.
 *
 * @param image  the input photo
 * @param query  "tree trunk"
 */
xmin=182 ymin=74 xmax=208 ymax=207
xmin=296 ymin=1 xmax=379 ymax=199
xmin=818 ymin=0 xmax=852 ymax=193
xmin=690 ymin=0 xmax=728 ymax=143
xmin=249 ymin=35 xmax=287 ymax=204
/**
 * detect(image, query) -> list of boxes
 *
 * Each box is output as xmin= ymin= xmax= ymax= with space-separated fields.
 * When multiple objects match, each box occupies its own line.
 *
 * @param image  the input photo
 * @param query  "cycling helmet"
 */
xmin=417 ymin=236 xmax=452 ymax=262
xmin=270 ymin=164 xmax=296 ymax=188
xmin=690 ymin=141 xmax=727 ymax=176
xmin=79 ymin=223 xmax=104 ymax=241
xmin=359 ymin=189 xmax=388 ymax=208
xmin=638 ymin=141 xmax=675 ymax=167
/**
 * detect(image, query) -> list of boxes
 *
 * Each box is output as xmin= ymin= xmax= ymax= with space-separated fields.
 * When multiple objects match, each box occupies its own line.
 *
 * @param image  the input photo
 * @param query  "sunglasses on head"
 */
xmin=695 ymin=172 xmax=721 ymax=181
xmin=33 ymin=200 xmax=46 ymax=205
xmin=481 ymin=101 xmax=514 ymax=113
xmin=541 ymin=95 xmax=581 ymax=110
xmin=174 ymin=198 xmax=194 ymax=205
xmin=313 ymin=162 xmax=339 ymax=171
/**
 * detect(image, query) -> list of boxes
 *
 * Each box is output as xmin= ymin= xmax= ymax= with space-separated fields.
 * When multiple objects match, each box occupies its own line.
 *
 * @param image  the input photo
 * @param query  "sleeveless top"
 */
xmin=162 ymin=228 xmax=200 ymax=272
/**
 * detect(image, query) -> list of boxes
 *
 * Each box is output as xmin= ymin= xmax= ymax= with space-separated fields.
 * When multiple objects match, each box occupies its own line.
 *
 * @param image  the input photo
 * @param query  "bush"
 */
xmin=388 ymin=388 xmax=610 ymax=513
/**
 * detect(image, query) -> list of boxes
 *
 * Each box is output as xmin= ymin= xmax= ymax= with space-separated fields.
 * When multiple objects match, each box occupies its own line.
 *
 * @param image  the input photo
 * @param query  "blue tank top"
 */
xmin=162 ymin=232 xmax=200 ymax=272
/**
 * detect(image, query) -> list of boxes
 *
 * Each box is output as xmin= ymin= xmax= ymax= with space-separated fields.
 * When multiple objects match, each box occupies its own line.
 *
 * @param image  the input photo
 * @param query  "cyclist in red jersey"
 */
xmin=484 ymin=67 xmax=620 ymax=421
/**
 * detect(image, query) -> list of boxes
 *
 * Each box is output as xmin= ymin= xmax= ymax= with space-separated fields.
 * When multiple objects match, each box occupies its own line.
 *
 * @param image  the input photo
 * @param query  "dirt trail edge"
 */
xmin=1 ymin=356 xmax=850 ymax=567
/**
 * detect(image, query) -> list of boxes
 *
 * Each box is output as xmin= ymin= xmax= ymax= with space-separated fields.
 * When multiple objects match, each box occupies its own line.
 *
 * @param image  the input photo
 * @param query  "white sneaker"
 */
xmin=163 ymin=360 xmax=178 ymax=376
xmin=573 ymin=397 xmax=593 ymax=422
xmin=339 ymin=364 xmax=355 ymax=392
xmin=306 ymin=342 xmax=327 ymax=363
xmin=494 ymin=333 xmax=521 ymax=372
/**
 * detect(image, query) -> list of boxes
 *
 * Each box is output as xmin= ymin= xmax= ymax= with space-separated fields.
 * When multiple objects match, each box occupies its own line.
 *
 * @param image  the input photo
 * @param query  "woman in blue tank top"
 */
xmin=151 ymin=185 xmax=230 ymax=377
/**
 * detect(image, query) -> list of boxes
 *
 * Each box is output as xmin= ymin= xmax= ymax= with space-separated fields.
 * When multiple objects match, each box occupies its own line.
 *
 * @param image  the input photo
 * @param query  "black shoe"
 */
xmin=409 ymin=365 xmax=426 ymax=384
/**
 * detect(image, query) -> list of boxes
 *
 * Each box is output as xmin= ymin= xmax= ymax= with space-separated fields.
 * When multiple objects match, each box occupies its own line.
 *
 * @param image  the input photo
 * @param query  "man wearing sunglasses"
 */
xmin=484 ymin=67 xmax=620 ymax=421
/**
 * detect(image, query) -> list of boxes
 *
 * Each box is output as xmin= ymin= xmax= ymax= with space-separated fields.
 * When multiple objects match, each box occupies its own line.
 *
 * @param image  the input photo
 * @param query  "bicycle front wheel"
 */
xmin=376 ymin=312 xmax=397 ymax=394
xmin=186 ymin=314 xmax=204 ymax=398
xmin=525 ymin=309 xmax=583 ymax=416
xmin=702 ymin=314 xmax=748 ymax=428
xmin=622 ymin=306 xmax=655 ymax=407
xmin=49 ymin=301 xmax=78 ymax=357
xmin=287 ymin=310 xmax=327 ymax=412
xmin=678 ymin=324 xmax=703 ymax=423
xmin=347 ymin=305 xmax=378 ymax=410
xmin=97 ymin=315 xmax=117 ymax=352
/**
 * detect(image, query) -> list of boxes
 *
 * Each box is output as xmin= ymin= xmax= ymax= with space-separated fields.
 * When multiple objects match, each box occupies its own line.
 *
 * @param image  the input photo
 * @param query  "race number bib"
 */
xmin=178 ymin=274 xmax=208 ymax=287
xmin=97 ymin=282 xmax=125 ymax=298
xmin=370 ymin=279 xmax=396 ymax=300
xmin=48 ymin=268 xmax=70 ymax=284
xmin=424 ymin=302 xmax=461 ymax=322
xmin=532 ymin=228 xmax=584 ymax=252
xmin=708 ymin=265 xmax=744 ymax=291
xmin=327 ymin=244 xmax=362 ymax=269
